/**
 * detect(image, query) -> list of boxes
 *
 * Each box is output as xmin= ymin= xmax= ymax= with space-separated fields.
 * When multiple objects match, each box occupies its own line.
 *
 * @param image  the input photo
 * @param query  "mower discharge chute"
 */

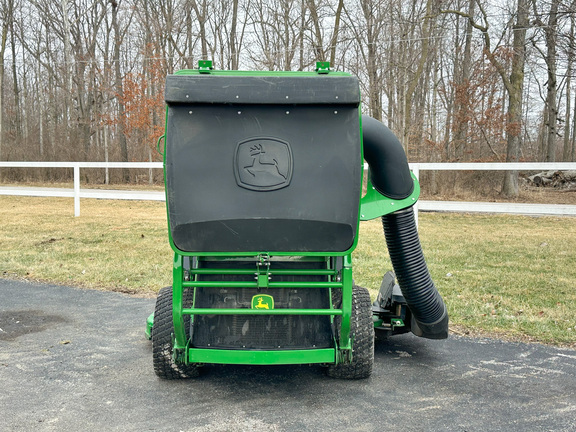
xmin=146 ymin=64 xmax=448 ymax=379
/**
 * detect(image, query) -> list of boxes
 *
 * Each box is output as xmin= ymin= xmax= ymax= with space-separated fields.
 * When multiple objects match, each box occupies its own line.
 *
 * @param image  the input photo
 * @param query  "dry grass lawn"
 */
xmin=0 ymin=196 xmax=172 ymax=295
xmin=1 ymin=195 xmax=575 ymax=347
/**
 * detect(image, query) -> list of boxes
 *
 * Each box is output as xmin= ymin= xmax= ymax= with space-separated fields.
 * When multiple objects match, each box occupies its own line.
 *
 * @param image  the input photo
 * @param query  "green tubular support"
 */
xmin=182 ymin=281 xmax=343 ymax=289
xmin=183 ymin=308 xmax=342 ymax=316
xmin=172 ymin=253 xmax=187 ymax=352
xmin=338 ymin=254 xmax=353 ymax=352
xmin=190 ymin=268 xmax=337 ymax=276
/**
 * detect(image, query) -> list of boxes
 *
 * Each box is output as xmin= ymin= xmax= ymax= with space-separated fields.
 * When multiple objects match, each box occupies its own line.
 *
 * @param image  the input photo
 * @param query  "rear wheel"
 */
xmin=152 ymin=286 xmax=200 ymax=379
xmin=327 ymin=284 xmax=374 ymax=379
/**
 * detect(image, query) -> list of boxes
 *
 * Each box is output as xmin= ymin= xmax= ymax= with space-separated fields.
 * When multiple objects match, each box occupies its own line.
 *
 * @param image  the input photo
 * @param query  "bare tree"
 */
xmin=60 ymin=0 xmax=74 ymax=135
xmin=230 ymin=0 xmax=240 ymax=69
xmin=565 ymin=2 xmax=576 ymax=161
xmin=247 ymin=0 xmax=303 ymax=70
xmin=442 ymin=0 xmax=530 ymax=197
xmin=0 ymin=0 xmax=15 ymax=163
xmin=452 ymin=0 xmax=476 ymax=160
xmin=307 ymin=0 xmax=325 ymax=61
xmin=402 ymin=0 xmax=436 ymax=152
xmin=0 ymin=0 xmax=570 ymax=190
xmin=342 ymin=0 xmax=389 ymax=121
xmin=532 ymin=0 xmax=560 ymax=162
xmin=110 ymin=0 xmax=128 ymax=179
xmin=306 ymin=0 xmax=344 ymax=67
xmin=190 ymin=0 xmax=209 ymax=60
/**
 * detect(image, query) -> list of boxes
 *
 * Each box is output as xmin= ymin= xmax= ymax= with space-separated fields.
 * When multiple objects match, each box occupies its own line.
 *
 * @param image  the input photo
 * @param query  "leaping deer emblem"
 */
xmin=254 ymin=297 xmax=270 ymax=309
xmin=244 ymin=144 xmax=287 ymax=180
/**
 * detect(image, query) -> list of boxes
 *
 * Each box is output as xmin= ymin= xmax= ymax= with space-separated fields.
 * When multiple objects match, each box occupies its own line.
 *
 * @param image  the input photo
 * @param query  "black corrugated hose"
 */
xmin=382 ymin=207 xmax=449 ymax=339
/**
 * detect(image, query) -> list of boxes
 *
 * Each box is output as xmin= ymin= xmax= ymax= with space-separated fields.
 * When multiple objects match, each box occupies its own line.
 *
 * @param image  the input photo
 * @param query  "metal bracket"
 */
xmin=171 ymin=333 xmax=187 ymax=364
xmin=315 ymin=61 xmax=330 ymax=74
xmin=336 ymin=344 xmax=353 ymax=365
xmin=255 ymin=254 xmax=271 ymax=289
xmin=198 ymin=60 xmax=213 ymax=74
xmin=360 ymin=172 xmax=420 ymax=221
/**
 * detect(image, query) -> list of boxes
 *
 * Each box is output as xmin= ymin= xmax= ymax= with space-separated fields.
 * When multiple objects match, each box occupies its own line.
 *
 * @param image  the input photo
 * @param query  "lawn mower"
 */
xmin=146 ymin=61 xmax=448 ymax=379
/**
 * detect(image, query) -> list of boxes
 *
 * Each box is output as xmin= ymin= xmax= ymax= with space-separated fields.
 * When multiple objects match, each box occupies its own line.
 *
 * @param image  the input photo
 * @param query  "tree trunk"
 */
xmin=111 ymin=0 xmax=129 ymax=180
xmin=185 ymin=6 xmax=194 ymax=69
xmin=308 ymin=0 xmax=325 ymax=61
xmin=329 ymin=0 xmax=344 ymax=67
xmin=360 ymin=0 xmax=382 ymax=121
xmin=38 ymin=54 xmax=44 ymax=157
xmin=10 ymin=9 xmax=20 ymax=142
xmin=544 ymin=0 xmax=559 ymax=162
xmin=191 ymin=0 xmax=208 ymax=60
xmin=403 ymin=0 xmax=434 ymax=152
xmin=298 ymin=0 xmax=305 ymax=71
xmin=61 ymin=0 xmax=73 ymax=134
xmin=283 ymin=1 xmax=292 ymax=70
xmin=230 ymin=0 xmax=239 ymax=70
xmin=453 ymin=0 xmax=475 ymax=160
xmin=0 ymin=1 xmax=9 ymax=164
xmin=563 ymin=13 xmax=575 ymax=161
xmin=502 ymin=0 xmax=529 ymax=197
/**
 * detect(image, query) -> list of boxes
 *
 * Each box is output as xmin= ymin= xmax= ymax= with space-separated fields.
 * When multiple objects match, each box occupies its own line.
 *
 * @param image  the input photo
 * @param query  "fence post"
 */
xmin=74 ymin=165 xmax=80 ymax=217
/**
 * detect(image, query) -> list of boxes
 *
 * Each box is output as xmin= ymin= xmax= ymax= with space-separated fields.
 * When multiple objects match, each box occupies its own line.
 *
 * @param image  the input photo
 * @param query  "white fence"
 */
xmin=0 ymin=162 xmax=163 ymax=216
xmin=410 ymin=162 xmax=576 ymax=221
xmin=1 ymin=161 xmax=576 ymax=217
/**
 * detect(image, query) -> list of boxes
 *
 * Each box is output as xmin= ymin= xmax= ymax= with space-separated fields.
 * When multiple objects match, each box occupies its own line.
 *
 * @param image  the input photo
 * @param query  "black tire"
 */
xmin=152 ymin=286 xmax=200 ymax=379
xmin=327 ymin=284 xmax=374 ymax=379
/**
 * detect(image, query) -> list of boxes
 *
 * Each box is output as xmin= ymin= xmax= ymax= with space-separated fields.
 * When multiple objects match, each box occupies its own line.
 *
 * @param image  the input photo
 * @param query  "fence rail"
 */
xmin=408 ymin=162 xmax=576 ymax=223
xmin=0 ymin=161 xmax=163 ymax=216
xmin=1 ymin=161 xmax=576 ymax=217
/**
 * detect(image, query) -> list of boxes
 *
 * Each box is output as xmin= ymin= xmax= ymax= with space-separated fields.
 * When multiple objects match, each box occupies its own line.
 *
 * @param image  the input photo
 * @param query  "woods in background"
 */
xmin=0 ymin=0 xmax=575 ymax=193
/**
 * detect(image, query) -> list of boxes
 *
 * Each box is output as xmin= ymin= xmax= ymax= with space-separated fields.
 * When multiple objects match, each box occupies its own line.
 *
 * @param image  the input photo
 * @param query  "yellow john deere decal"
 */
xmin=251 ymin=294 xmax=274 ymax=310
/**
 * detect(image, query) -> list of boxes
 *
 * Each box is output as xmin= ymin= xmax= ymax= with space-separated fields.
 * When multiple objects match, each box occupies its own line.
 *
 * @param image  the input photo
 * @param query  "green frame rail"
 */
xmin=187 ymin=348 xmax=336 ymax=365
xmin=170 ymin=253 xmax=354 ymax=365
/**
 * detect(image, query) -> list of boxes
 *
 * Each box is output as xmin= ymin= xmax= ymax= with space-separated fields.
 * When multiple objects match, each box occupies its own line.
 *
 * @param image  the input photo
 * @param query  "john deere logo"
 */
xmin=234 ymin=137 xmax=293 ymax=191
xmin=251 ymin=294 xmax=274 ymax=310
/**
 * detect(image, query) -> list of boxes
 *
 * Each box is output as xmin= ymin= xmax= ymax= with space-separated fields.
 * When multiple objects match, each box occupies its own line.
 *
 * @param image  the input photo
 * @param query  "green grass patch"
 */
xmin=1 ymin=196 xmax=575 ymax=346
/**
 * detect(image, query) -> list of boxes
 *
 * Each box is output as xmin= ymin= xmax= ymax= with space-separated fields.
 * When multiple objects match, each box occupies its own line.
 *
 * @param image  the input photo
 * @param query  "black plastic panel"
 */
xmin=165 ymin=87 xmax=362 ymax=253
xmin=172 ymin=219 xmax=354 ymax=253
xmin=165 ymin=74 xmax=361 ymax=105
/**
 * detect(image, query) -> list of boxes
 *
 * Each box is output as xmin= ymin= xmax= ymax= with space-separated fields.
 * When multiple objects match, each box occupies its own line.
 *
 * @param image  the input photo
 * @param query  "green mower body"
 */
xmin=147 ymin=63 xmax=448 ymax=379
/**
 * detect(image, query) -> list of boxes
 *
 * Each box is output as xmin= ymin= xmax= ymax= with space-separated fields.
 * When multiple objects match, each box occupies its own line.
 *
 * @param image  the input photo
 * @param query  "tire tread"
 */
xmin=152 ymin=286 xmax=199 ymax=379
xmin=327 ymin=285 xmax=374 ymax=379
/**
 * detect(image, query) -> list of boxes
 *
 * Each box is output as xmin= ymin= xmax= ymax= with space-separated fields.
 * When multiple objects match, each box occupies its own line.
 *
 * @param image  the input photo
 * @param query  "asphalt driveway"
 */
xmin=1 ymin=279 xmax=575 ymax=432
